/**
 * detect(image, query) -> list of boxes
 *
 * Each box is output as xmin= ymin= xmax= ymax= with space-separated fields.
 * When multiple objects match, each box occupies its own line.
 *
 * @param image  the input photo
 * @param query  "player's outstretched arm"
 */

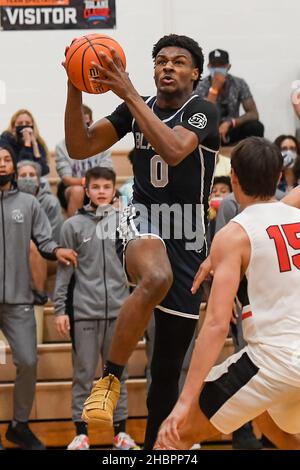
xmin=182 ymin=224 xmax=248 ymax=401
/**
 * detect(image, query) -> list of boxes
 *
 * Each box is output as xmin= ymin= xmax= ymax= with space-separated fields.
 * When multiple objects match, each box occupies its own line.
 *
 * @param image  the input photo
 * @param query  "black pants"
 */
xmin=144 ymin=309 xmax=197 ymax=449
xmin=224 ymin=120 xmax=264 ymax=146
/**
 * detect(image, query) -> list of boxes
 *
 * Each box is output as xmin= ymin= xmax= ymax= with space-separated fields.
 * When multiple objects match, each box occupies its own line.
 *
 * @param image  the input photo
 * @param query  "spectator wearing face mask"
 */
xmin=274 ymin=134 xmax=300 ymax=193
xmin=55 ymin=104 xmax=112 ymax=217
xmin=1 ymin=109 xmax=49 ymax=176
xmin=196 ymin=49 xmax=264 ymax=146
xmin=17 ymin=160 xmax=64 ymax=305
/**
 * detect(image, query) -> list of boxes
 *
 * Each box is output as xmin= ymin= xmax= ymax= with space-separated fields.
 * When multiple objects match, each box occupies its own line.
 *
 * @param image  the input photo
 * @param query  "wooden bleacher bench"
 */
xmin=2 ymin=342 xmax=147 ymax=382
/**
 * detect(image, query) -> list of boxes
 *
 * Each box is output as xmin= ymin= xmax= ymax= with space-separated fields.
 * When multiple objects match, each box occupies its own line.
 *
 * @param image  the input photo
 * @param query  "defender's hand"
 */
xmin=155 ymin=402 xmax=189 ymax=450
xmin=191 ymin=256 xmax=212 ymax=294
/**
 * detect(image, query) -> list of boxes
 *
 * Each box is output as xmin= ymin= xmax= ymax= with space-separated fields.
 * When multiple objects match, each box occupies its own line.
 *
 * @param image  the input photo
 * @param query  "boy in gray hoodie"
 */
xmin=0 ymin=140 xmax=77 ymax=450
xmin=54 ymin=167 xmax=139 ymax=450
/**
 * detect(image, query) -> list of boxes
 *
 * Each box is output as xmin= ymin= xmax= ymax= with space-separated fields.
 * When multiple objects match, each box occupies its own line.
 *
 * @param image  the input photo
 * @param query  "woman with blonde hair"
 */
xmin=1 ymin=109 xmax=49 ymax=175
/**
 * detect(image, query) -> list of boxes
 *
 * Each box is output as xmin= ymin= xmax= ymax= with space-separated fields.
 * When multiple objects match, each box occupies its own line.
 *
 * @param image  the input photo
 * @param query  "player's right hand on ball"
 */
xmin=62 ymin=38 xmax=79 ymax=69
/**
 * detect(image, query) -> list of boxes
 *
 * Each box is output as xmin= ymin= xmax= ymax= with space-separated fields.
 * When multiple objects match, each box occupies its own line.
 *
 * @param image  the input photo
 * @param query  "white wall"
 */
xmin=0 ymin=0 xmax=299 ymax=150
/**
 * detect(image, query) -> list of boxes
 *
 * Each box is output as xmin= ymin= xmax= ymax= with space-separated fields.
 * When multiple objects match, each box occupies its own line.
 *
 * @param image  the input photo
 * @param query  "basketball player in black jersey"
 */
xmin=64 ymin=34 xmax=219 ymax=448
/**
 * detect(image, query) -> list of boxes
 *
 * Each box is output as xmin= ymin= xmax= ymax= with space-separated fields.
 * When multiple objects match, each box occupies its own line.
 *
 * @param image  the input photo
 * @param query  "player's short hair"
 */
xmin=85 ymin=166 xmax=116 ymax=188
xmin=152 ymin=34 xmax=204 ymax=89
xmin=231 ymin=137 xmax=283 ymax=198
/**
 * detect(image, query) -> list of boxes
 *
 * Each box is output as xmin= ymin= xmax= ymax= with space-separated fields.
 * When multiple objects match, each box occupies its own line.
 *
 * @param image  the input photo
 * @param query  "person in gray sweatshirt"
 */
xmin=0 ymin=140 xmax=77 ymax=450
xmin=54 ymin=166 xmax=139 ymax=451
xmin=17 ymin=160 xmax=64 ymax=304
xmin=17 ymin=160 xmax=64 ymax=244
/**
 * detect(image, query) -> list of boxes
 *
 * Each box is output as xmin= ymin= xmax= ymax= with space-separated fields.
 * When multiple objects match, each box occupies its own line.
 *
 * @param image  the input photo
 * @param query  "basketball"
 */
xmin=65 ymin=34 xmax=126 ymax=94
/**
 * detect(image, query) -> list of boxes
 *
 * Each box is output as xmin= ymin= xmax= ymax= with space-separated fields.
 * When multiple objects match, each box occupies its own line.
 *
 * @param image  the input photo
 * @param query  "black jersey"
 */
xmin=106 ymin=94 xmax=219 ymax=239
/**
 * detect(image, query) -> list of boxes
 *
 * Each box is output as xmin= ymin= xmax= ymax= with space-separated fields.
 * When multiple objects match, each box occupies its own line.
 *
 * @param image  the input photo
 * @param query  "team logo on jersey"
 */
xmin=188 ymin=113 xmax=207 ymax=129
xmin=11 ymin=209 xmax=24 ymax=223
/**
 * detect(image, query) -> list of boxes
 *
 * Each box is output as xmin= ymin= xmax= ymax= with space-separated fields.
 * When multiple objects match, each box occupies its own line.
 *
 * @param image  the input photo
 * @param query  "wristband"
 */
xmin=209 ymin=87 xmax=218 ymax=96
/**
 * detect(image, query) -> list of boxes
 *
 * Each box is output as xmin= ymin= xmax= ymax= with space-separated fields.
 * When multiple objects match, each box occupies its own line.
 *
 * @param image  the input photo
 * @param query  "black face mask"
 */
xmin=0 ymin=173 xmax=14 ymax=187
xmin=16 ymin=125 xmax=34 ymax=139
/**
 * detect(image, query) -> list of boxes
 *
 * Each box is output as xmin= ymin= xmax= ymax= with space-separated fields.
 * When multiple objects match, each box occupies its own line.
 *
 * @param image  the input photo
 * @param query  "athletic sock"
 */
xmin=103 ymin=360 xmax=124 ymax=380
xmin=114 ymin=419 xmax=126 ymax=436
xmin=75 ymin=421 xmax=88 ymax=436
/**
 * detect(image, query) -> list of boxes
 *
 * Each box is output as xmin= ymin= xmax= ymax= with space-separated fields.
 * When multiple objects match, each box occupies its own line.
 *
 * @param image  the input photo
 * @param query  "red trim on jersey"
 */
xmin=242 ymin=311 xmax=252 ymax=320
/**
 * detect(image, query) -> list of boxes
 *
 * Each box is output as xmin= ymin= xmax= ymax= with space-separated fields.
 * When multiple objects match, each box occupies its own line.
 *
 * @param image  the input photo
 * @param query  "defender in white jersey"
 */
xmin=156 ymin=137 xmax=300 ymax=450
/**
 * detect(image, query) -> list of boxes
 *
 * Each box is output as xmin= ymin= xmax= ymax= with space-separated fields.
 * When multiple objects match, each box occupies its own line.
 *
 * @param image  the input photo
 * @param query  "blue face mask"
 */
xmin=281 ymin=150 xmax=297 ymax=169
xmin=209 ymin=67 xmax=228 ymax=77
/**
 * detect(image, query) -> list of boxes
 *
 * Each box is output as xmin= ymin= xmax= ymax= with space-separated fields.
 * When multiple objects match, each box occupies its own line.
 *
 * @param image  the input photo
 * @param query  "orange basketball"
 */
xmin=65 ymin=34 xmax=126 ymax=94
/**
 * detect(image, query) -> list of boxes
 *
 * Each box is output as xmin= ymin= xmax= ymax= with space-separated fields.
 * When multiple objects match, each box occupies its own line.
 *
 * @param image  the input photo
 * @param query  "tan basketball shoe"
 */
xmin=82 ymin=374 xmax=120 ymax=424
